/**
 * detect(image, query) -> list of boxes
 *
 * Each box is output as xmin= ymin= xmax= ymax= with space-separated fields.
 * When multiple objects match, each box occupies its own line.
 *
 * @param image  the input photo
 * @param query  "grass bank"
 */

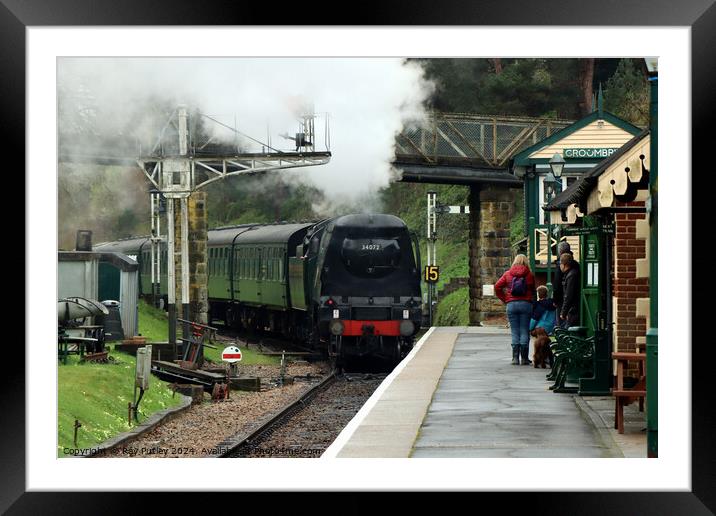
xmin=435 ymin=287 xmax=470 ymax=326
xmin=57 ymin=352 xmax=183 ymax=457
xmin=138 ymin=299 xmax=279 ymax=365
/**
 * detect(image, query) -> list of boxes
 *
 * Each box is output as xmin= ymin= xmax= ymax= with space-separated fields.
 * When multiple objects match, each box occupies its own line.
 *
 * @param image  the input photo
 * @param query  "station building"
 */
xmin=543 ymin=130 xmax=652 ymax=357
xmin=508 ymin=97 xmax=654 ymax=371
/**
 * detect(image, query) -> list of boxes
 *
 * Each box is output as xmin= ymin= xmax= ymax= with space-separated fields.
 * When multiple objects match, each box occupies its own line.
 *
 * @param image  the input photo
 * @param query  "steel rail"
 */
xmin=217 ymin=371 xmax=337 ymax=457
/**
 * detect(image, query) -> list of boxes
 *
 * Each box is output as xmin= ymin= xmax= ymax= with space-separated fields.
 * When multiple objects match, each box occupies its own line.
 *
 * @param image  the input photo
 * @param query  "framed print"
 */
xmin=5 ymin=0 xmax=713 ymax=512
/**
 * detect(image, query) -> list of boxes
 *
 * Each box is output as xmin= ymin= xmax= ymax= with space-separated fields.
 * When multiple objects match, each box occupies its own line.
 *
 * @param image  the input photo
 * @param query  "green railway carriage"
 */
xmin=94 ymin=215 xmax=423 ymax=365
xmin=207 ymin=223 xmax=315 ymax=333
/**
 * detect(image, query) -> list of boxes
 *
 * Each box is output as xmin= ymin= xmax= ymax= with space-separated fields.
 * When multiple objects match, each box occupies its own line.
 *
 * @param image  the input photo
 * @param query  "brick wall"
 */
xmin=612 ymin=200 xmax=650 ymax=356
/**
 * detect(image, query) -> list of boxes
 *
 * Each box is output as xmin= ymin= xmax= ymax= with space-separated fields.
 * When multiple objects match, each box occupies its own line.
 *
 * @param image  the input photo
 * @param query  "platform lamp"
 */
xmin=644 ymin=56 xmax=658 ymax=458
xmin=543 ymin=170 xmax=559 ymax=296
xmin=549 ymin=152 xmax=566 ymax=179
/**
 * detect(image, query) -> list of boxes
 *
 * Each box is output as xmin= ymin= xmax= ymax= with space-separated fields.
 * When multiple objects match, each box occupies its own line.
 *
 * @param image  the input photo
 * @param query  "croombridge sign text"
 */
xmin=564 ymin=148 xmax=619 ymax=159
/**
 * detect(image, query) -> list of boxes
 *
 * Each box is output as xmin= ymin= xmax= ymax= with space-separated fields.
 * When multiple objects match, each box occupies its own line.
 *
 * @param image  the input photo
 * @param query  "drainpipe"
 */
xmin=646 ymin=68 xmax=658 ymax=458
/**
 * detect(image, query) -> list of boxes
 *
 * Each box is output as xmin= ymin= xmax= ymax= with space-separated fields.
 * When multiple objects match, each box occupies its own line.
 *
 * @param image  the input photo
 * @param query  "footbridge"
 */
xmin=393 ymin=112 xmax=573 ymax=325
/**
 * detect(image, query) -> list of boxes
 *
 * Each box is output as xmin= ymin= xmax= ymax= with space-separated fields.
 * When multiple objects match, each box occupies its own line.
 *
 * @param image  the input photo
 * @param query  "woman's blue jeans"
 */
xmin=506 ymin=300 xmax=532 ymax=350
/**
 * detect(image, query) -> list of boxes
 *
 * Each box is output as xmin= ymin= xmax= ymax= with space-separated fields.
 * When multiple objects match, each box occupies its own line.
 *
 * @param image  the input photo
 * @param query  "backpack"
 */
xmin=510 ymin=275 xmax=527 ymax=296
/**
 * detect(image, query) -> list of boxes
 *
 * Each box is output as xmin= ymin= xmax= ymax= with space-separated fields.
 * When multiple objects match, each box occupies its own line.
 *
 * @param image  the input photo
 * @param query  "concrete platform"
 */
xmin=325 ymin=326 xmax=645 ymax=458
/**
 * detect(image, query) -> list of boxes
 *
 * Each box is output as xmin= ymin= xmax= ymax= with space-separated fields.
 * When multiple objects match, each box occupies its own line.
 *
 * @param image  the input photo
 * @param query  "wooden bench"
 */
xmin=611 ymin=351 xmax=646 ymax=434
xmin=547 ymin=328 xmax=594 ymax=393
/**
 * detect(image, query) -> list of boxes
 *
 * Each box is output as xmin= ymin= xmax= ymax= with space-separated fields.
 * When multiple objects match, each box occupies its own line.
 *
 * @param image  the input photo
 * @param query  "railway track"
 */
xmin=212 ymin=323 xmax=321 ymax=357
xmin=218 ymin=371 xmax=384 ymax=458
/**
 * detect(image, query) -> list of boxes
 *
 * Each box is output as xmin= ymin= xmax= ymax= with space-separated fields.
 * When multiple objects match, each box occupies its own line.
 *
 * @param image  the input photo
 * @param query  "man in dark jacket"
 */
xmin=553 ymin=241 xmax=580 ymax=313
xmin=559 ymin=253 xmax=580 ymax=328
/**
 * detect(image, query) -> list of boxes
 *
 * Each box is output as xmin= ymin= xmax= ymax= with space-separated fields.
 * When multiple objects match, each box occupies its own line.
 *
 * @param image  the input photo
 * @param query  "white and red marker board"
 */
xmin=221 ymin=345 xmax=242 ymax=363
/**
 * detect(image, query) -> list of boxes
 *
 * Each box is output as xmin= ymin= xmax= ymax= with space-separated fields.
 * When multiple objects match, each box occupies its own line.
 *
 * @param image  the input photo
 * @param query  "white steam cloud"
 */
xmin=58 ymin=58 xmax=435 ymax=204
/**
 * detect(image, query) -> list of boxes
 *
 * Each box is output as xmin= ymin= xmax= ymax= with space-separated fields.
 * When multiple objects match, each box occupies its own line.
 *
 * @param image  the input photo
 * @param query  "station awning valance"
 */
xmin=544 ymin=130 xmax=650 ymax=224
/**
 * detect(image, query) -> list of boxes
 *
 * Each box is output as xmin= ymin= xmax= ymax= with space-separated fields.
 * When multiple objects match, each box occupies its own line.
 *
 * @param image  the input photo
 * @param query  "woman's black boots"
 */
xmin=520 ymin=345 xmax=531 ymax=365
xmin=512 ymin=346 xmax=520 ymax=365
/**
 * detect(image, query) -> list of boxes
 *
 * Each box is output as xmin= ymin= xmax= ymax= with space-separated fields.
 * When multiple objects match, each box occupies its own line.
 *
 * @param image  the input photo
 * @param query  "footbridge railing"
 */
xmin=395 ymin=112 xmax=573 ymax=169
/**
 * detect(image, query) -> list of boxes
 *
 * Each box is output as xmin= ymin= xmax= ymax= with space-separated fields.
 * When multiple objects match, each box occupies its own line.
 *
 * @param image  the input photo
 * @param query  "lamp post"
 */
xmin=543 ymin=170 xmax=558 ymax=295
xmin=549 ymin=152 xmax=566 ymax=180
xmin=644 ymin=57 xmax=658 ymax=458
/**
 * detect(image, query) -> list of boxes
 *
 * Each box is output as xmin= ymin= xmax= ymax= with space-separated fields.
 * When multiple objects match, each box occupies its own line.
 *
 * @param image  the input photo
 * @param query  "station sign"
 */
xmin=563 ymin=223 xmax=614 ymax=236
xmin=222 ymin=345 xmax=243 ymax=363
xmin=563 ymin=148 xmax=619 ymax=159
xmin=424 ymin=265 xmax=440 ymax=283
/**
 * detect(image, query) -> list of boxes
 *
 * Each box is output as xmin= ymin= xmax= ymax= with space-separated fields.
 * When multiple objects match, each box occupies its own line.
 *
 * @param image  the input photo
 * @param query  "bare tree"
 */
xmin=492 ymin=58 xmax=503 ymax=75
xmin=578 ymin=58 xmax=595 ymax=116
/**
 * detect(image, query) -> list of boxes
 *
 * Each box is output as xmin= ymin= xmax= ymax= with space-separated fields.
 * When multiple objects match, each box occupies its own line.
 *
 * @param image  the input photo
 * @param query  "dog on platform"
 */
xmin=530 ymin=326 xmax=553 ymax=369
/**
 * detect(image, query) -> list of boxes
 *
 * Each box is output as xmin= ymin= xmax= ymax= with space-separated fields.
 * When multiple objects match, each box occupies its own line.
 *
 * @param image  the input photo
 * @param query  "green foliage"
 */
xmin=380 ymin=181 xmax=470 ymax=290
xmin=435 ymin=287 xmax=469 ymax=326
xmin=205 ymin=174 xmax=324 ymax=227
xmin=57 ymin=351 xmax=183 ymax=456
xmin=603 ymin=59 xmax=649 ymax=128
xmin=414 ymin=58 xmax=492 ymax=113
xmin=58 ymin=164 xmax=149 ymax=249
xmin=416 ymin=58 xmax=624 ymax=120
xmin=510 ymin=189 xmax=525 ymax=247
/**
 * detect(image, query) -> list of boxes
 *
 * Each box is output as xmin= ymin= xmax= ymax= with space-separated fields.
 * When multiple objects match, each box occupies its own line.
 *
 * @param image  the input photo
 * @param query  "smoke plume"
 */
xmin=57 ymin=58 xmax=435 ymax=242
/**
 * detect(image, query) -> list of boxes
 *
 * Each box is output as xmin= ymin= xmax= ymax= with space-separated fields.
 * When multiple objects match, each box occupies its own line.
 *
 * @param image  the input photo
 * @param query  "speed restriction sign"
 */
xmin=424 ymin=265 xmax=440 ymax=283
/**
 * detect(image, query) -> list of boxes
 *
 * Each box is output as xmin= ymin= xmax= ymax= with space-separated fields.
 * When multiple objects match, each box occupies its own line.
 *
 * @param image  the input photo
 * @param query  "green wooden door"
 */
xmin=580 ymin=231 xmax=603 ymax=336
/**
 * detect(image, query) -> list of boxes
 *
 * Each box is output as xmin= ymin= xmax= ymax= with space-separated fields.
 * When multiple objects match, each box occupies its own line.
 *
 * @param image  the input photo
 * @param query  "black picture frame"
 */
xmin=6 ymin=1 xmax=713 ymax=513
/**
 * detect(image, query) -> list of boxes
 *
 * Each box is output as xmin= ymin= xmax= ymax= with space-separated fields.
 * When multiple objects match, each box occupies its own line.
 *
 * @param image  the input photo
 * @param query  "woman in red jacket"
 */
xmin=495 ymin=254 xmax=536 ymax=365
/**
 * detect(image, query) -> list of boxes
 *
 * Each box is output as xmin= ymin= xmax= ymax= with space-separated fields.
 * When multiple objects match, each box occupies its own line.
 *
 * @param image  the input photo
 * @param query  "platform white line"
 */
xmin=321 ymin=326 xmax=436 ymax=459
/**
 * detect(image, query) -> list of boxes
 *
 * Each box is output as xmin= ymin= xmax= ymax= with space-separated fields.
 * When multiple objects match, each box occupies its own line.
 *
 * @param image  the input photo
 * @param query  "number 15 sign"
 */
xmin=424 ymin=265 xmax=440 ymax=283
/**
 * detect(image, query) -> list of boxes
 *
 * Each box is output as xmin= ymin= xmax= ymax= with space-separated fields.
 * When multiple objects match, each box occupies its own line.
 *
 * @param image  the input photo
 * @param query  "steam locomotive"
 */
xmin=94 ymin=214 xmax=423 ymax=365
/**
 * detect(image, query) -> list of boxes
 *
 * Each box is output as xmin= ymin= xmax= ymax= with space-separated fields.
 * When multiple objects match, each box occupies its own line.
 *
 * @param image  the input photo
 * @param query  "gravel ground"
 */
xmin=99 ymin=360 xmax=330 ymax=458
xmin=227 ymin=374 xmax=384 ymax=458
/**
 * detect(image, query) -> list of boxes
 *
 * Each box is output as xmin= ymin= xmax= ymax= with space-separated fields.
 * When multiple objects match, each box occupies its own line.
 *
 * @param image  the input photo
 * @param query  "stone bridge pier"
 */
xmin=173 ymin=191 xmax=209 ymax=326
xmin=468 ymin=185 xmax=518 ymax=326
